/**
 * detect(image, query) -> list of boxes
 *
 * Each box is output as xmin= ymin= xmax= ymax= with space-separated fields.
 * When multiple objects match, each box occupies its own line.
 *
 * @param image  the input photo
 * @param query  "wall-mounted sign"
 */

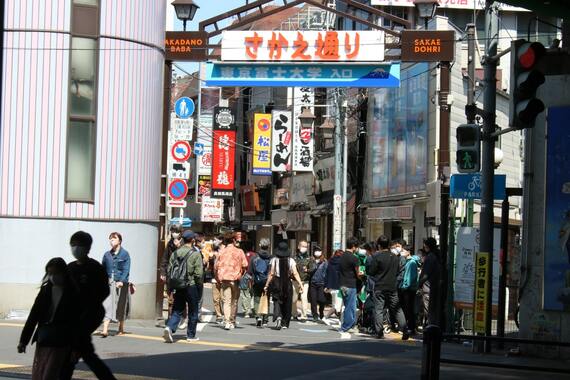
xmin=221 ymin=31 xmax=384 ymax=62
xmin=200 ymin=196 xmax=224 ymax=223
xmin=252 ymin=113 xmax=272 ymax=176
xmin=473 ymin=251 xmax=490 ymax=334
xmin=314 ymin=156 xmax=335 ymax=193
xmin=206 ymin=63 xmax=401 ymax=88
xmin=196 ymin=174 xmax=211 ymax=203
xmin=165 ymin=31 xmax=207 ymax=61
xmin=401 ymin=30 xmax=455 ymax=62
xmin=271 ymin=110 xmax=293 ymax=172
xmin=211 ymin=106 xmax=236 ymax=199
xmin=292 ymin=87 xmax=314 ymax=172
xmin=169 ymin=161 xmax=191 ymax=180
xmin=197 ymin=145 xmax=212 ymax=175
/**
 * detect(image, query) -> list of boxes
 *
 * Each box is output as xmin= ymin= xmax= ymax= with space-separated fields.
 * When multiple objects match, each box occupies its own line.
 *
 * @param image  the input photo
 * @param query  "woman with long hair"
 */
xmin=18 ymin=258 xmax=79 ymax=380
xmin=264 ymin=241 xmax=303 ymax=330
xmin=101 ymin=232 xmax=131 ymax=337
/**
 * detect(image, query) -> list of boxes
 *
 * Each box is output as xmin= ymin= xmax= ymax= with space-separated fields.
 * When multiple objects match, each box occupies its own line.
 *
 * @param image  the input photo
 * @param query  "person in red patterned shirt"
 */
xmin=214 ymin=232 xmax=248 ymax=330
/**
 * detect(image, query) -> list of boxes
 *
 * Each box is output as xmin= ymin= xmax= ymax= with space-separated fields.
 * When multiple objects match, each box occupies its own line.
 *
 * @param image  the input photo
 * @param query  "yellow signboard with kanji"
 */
xmin=473 ymin=252 xmax=489 ymax=334
xmin=253 ymin=113 xmax=272 ymax=176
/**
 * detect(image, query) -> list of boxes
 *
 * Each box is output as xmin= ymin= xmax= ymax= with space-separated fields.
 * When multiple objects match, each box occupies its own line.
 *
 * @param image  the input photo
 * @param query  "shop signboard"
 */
xmin=252 ymin=113 xmax=272 ymax=175
xmin=165 ymin=31 xmax=208 ymax=61
xmin=271 ymin=110 xmax=293 ymax=172
xmin=292 ymin=87 xmax=314 ymax=172
xmin=211 ymin=106 xmax=236 ymax=199
xmin=370 ymin=0 xmax=527 ymax=11
xmin=221 ymin=30 xmax=384 ymax=62
xmin=200 ymin=196 xmax=224 ymax=223
xmin=401 ymin=31 xmax=455 ymax=62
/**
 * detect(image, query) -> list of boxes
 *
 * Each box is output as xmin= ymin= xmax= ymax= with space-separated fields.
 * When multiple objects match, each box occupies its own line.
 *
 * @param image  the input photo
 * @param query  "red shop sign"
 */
xmin=211 ymin=129 xmax=236 ymax=198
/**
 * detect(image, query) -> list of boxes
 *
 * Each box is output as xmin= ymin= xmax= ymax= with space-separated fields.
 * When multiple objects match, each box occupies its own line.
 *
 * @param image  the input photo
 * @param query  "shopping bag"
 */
xmin=258 ymin=292 xmax=269 ymax=315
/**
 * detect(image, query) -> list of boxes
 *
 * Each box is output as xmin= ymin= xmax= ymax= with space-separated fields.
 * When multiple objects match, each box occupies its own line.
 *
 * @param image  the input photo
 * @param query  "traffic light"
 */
xmin=456 ymin=123 xmax=480 ymax=173
xmin=510 ymin=40 xmax=546 ymax=129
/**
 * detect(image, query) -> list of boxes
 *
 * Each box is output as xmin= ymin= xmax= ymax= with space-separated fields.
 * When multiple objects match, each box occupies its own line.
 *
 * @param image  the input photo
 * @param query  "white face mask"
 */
xmin=358 ymin=248 xmax=367 ymax=255
xmin=71 ymin=246 xmax=89 ymax=260
xmin=390 ymin=248 xmax=399 ymax=255
xmin=299 ymin=247 xmax=308 ymax=254
xmin=314 ymin=251 xmax=322 ymax=257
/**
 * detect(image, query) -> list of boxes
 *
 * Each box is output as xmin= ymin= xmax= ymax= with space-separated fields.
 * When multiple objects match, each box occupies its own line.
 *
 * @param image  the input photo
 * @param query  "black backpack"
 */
xmin=168 ymin=250 xmax=189 ymax=289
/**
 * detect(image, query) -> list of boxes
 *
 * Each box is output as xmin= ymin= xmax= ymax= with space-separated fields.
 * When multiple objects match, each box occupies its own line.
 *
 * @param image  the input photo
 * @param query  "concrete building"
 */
xmin=0 ymin=0 xmax=166 ymax=318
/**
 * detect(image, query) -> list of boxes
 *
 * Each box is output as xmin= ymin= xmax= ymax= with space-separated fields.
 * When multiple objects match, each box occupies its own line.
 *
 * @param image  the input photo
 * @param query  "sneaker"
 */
xmin=179 ymin=318 xmax=188 ymax=330
xmin=244 ymin=314 xmax=251 ymax=319
xmin=256 ymin=319 xmax=262 ymax=327
xmin=376 ymin=333 xmax=385 ymax=339
xmin=282 ymin=325 xmax=288 ymax=329
xmin=339 ymin=332 xmax=351 ymax=339
xmin=163 ymin=327 xmax=174 ymax=343
xmin=216 ymin=319 xmax=224 ymax=325
xmin=186 ymin=337 xmax=200 ymax=342
xmin=322 ymin=318 xmax=331 ymax=326
xmin=229 ymin=323 xmax=235 ymax=330
xmin=276 ymin=317 xmax=282 ymax=330
xmin=224 ymin=323 xmax=231 ymax=330
xmin=402 ymin=332 xmax=410 ymax=341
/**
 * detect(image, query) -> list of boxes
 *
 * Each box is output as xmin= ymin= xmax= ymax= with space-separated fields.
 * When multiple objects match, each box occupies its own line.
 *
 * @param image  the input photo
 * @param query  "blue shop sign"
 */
xmin=205 ymin=62 xmax=401 ymax=88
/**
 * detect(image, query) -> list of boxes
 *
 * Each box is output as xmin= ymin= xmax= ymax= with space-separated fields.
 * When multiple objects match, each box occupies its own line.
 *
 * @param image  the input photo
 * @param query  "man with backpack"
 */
xmin=249 ymin=238 xmax=272 ymax=327
xmin=163 ymin=230 xmax=204 ymax=342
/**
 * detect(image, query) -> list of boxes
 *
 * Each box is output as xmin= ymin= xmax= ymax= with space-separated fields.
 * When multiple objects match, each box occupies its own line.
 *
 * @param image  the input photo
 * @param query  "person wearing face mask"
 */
xmin=210 ymin=235 xmax=225 ymax=324
xmin=214 ymin=232 xmax=248 ymax=330
xmin=157 ymin=226 xmax=183 ymax=328
xmin=308 ymin=246 xmax=328 ymax=323
xmin=101 ymin=232 xmax=131 ymax=338
xmin=61 ymin=231 xmax=117 ymax=380
xmin=18 ymin=258 xmax=79 ymax=380
xmin=293 ymin=240 xmax=311 ymax=321
xmin=390 ymin=240 xmax=408 ymax=290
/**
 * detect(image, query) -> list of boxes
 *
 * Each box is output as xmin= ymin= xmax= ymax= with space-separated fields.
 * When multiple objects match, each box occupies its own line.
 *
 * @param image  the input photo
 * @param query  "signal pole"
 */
xmin=466 ymin=23 xmax=476 ymax=226
xmin=481 ymin=1 xmax=498 ymax=353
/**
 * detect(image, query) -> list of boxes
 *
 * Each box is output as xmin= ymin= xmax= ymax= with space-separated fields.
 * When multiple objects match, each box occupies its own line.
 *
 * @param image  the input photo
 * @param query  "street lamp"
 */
xmin=414 ymin=0 xmax=438 ymax=29
xmin=298 ymin=108 xmax=316 ymax=129
xmin=172 ymin=0 xmax=200 ymax=31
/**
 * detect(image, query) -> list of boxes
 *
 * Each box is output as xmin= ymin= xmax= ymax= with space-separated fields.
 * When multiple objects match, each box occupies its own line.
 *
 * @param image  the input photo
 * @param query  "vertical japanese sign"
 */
xmin=292 ymin=87 xmax=314 ymax=171
xmin=473 ymin=252 xmax=490 ymax=334
xmin=211 ymin=106 xmax=236 ymax=199
xmin=271 ymin=110 xmax=292 ymax=172
xmin=271 ymin=111 xmax=292 ymax=172
xmin=544 ymin=106 xmax=570 ymax=311
xmin=252 ymin=113 xmax=272 ymax=175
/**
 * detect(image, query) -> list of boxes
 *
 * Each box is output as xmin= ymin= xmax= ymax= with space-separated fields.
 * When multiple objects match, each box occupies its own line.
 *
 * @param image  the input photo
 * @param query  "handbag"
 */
xmin=129 ymin=282 xmax=136 ymax=295
xmin=257 ymin=291 xmax=269 ymax=315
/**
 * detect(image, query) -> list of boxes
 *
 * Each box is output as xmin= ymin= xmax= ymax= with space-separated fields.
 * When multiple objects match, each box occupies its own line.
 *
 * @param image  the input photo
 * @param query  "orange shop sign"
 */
xmin=401 ymin=30 xmax=455 ymax=62
xmin=165 ymin=31 xmax=207 ymax=61
xmin=221 ymin=30 xmax=384 ymax=62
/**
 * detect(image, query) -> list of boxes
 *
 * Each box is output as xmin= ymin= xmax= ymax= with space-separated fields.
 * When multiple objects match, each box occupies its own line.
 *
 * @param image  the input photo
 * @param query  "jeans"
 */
xmin=167 ymin=285 xmax=201 ymax=338
xmin=372 ymin=289 xmax=407 ymax=336
xmin=340 ymin=287 xmax=357 ymax=332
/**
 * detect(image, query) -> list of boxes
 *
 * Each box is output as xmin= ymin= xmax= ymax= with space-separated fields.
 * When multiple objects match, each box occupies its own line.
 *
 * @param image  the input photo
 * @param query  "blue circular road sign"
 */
xmin=174 ymin=97 xmax=195 ymax=119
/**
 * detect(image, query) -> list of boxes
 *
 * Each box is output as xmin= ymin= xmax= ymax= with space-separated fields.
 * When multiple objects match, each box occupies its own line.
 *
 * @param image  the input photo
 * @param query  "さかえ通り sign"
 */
xmin=401 ymin=31 xmax=455 ymax=62
xmin=221 ymin=31 xmax=384 ymax=62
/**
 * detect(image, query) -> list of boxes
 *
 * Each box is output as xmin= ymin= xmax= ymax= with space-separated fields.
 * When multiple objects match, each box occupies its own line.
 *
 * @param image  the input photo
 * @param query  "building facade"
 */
xmin=0 ymin=0 xmax=166 ymax=318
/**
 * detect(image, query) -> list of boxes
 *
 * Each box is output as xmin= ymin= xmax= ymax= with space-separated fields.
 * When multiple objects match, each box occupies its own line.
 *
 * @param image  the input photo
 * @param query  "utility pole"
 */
xmin=466 ymin=23 xmax=476 ymax=227
xmin=481 ymin=1 xmax=499 ymax=353
xmin=333 ymin=89 xmax=346 ymax=251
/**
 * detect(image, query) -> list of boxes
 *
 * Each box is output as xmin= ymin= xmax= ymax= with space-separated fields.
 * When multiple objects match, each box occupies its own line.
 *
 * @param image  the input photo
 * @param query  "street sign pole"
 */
xmin=333 ymin=89 xmax=346 ymax=250
xmin=480 ymin=0 xmax=499 ymax=353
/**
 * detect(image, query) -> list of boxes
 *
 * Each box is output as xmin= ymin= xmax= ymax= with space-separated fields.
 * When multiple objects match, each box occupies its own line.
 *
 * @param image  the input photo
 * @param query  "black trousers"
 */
xmin=309 ymin=283 xmax=326 ymax=319
xmin=59 ymin=335 xmax=116 ymax=380
xmin=399 ymin=288 xmax=417 ymax=333
xmin=372 ymin=289 xmax=407 ymax=336
xmin=272 ymin=281 xmax=293 ymax=327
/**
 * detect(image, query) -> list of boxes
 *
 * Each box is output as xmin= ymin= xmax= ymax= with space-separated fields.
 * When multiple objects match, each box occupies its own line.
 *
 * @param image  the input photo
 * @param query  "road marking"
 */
xmin=0 ymin=322 xmax=24 ymax=327
xmin=0 ymin=366 xmax=170 ymax=380
xmin=0 ymin=364 xmax=22 ymax=369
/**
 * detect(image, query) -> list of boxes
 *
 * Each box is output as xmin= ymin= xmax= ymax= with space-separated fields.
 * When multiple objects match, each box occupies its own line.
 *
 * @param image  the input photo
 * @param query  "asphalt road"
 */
xmin=0 ymin=285 xmax=568 ymax=379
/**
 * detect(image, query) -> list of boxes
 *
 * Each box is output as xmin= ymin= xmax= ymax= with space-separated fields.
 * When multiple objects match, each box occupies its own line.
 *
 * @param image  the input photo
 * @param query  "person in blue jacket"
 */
xmin=101 ymin=232 xmax=131 ymax=337
xmin=323 ymin=249 xmax=343 ymax=324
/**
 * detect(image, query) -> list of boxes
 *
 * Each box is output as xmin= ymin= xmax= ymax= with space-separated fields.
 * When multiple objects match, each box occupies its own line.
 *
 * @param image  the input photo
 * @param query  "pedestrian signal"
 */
xmin=456 ymin=124 xmax=480 ymax=173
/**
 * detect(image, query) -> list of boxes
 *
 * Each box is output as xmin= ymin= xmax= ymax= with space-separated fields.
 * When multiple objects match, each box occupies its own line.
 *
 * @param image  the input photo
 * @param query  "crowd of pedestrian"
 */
xmin=159 ymin=227 xmax=442 ymax=342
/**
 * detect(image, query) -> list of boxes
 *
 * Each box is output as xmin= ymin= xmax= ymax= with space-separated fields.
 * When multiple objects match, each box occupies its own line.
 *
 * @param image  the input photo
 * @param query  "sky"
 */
xmin=169 ymin=0 xmax=250 ymax=75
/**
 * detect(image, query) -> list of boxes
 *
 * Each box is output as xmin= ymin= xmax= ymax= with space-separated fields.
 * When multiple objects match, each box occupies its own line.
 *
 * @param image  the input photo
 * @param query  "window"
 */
xmin=65 ymin=1 xmax=99 ymax=202
xmin=517 ymin=14 xmax=559 ymax=47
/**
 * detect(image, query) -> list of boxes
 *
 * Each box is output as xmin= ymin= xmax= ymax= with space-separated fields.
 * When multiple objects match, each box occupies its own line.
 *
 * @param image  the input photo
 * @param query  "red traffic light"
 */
xmin=517 ymin=42 xmax=545 ymax=69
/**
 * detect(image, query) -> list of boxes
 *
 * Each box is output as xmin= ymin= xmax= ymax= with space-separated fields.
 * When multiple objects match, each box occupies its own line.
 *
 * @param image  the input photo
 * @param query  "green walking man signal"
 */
xmin=456 ymin=124 xmax=480 ymax=173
